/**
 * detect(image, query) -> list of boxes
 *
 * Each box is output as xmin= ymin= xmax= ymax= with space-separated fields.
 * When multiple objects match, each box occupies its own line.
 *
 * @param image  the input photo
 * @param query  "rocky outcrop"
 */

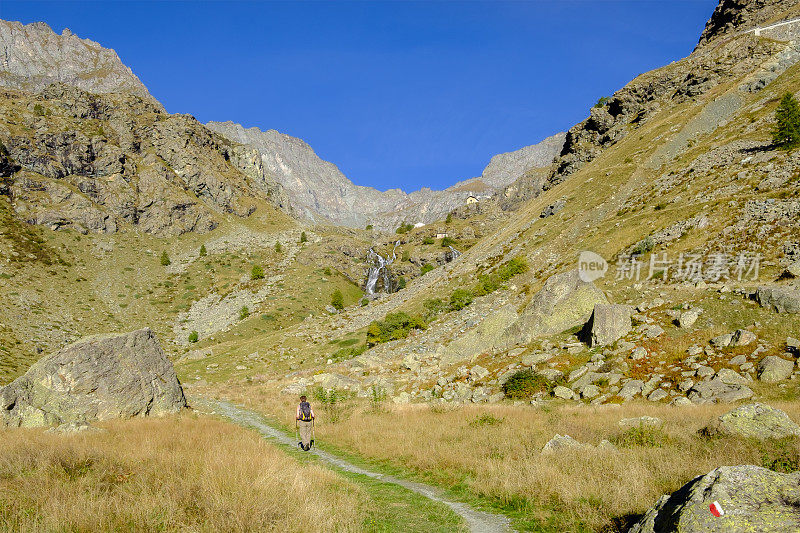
xmin=697 ymin=0 xmax=800 ymax=46
xmin=496 ymin=270 xmax=607 ymax=350
xmin=757 ymin=356 xmax=795 ymax=382
xmin=756 ymin=286 xmax=800 ymax=313
xmin=702 ymin=403 xmax=800 ymax=440
xmin=207 ymin=120 xmax=563 ymax=229
xmin=583 ymin=303 xmax=632 ymax=347
xmin=630 ymin=465 xmax=800 ymax=533
xmin=0 ymin=20 xmax=159 ymax=106
xmin=0 ymin=85 xmax=291 ymax=235
xmin=0 ymin=328 xmax=186 ymax=428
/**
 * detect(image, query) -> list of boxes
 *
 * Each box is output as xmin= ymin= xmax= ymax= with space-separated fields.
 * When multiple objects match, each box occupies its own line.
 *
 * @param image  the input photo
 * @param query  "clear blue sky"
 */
xmin=2 ymin=1 xmax=717 ymax=192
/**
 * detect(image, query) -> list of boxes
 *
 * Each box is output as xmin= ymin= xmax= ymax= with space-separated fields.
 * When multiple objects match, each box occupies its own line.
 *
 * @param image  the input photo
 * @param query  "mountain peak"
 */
xmin=698 ymin=0 xmax=800 ymax=46
xmin=0 ymin=19 xmax=159 ymax=106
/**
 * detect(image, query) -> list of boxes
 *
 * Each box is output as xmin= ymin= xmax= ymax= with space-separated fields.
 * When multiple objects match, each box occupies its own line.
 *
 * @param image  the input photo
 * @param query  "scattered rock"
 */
xmin=688 ymin=378 xmax=753 ymax=404
xmin=702 ymin=403 xmax=800 ymax=440
xmin=643 ymin=325 xmax=665 ymax=339
xmin=648 ymin=389 xmax=669 ymax=402
xmin=617 ymin=380 xmax=644 ymax=401
xmin=470 ymin=365 xmax=490 ymax=381
xmin=730 ymin=329 xmax=756 ymax=347
xmin=757 ymin=356 xmax=794 ymax=383
xmin=619 ymin=416 xmax=662 ymax=428
xmin=715 ymin=368 xmax=748 ymax=385
xmin=787 ymin=336 xmax=799 ymax=354
xmin=553 ymin=385 xmax=575 ymax=400
xmin=583 ymin=303 xmax=632 ymax=347
xmin=756 ymin=286 xmax=800 ymax=314
xmin=541 ymin=434 xmax=584 ymax=453
xmin=0 ymin=328 xmax=186 ymax=428
xmin=629 ymin=465 xmax=800 ymax=533
xmin=710 ymin=333 xmax=733 ymax=348
xmin=678 ymin=309 xmax=700 ymax=328
xmin=631 ymin=346 xmax=648 ymax=360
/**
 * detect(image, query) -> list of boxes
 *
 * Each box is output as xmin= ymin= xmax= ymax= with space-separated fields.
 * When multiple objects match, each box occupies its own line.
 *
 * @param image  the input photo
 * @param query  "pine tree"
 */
xmin=773 ymin=92 xmax=800 ymax=149
xmin=199 ymin=244 xmax=207 ymax=257
xmin=331 ymin=289 xmax=344 ymax=310
xmin=160 ymin=251 xmax=171 ymax=266
xmin=300 ymin=231 xmax=308 ymax=243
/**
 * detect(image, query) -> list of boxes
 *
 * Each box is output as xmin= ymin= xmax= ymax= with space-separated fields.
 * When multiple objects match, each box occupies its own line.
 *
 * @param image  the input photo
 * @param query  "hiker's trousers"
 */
xmin=299 ymin=420 xmax=313 ymax=447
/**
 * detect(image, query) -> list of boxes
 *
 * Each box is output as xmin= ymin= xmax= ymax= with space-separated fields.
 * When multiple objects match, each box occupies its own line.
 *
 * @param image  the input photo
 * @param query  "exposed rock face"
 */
xmin=756 ymin=286 xmax=800 ymax=313
xmin=697 ymin=0 xmax=800 ymax=46
xmin=583 ymin=303 xmax=632 ymax=347
xmin=0 ymin=20 xmax=159 ymax=106
xmin=688 ymin=378 xmax=754 ymax=403
xmin=0 ymin=328 xmax=186 ymax=427
xmin=207 ymin=121 xmax=564 ymax=229
xmin=0 ymin=85 xmax=291 ymax=235
xmin=497 ymin=270 xmax=607 ymax=349
xmin=630 ymin=465 xmax=800 ymax=533
xmin=702 ymin=403 xmax=800 ymax=440
xmin=757 ymin=356 xmax=795 ymax=382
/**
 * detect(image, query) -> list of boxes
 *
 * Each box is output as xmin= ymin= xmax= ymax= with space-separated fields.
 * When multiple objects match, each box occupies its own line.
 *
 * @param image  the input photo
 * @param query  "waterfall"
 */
xmin=448 ymin=245 xmax=461 ymax=260
xmin=365 ymin=242 xmax=400 ymax=295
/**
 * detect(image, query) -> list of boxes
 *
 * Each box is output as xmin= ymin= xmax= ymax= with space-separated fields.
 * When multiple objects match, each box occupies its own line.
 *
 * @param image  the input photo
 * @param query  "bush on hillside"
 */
xmin=441 ymin=236 xmax=456 ymax=248
xmin=251 ymin=265 xmax=264 ymax=280
xmin=449 ymin=288 xmax=473 ymax=311
xmin=300 ymin=231 xmax=308 ymax=243
xmin=423 ymin=297 xmax=446 ymax=322
xmin=395 ymin=222 xmax=414 ymax=234
xmin=331 ymin=289 xmax=344 ymax=310
xmin=160 ymin=251 xmax=171 ymax=266
xmin=420 ymin=263 xmax=434 ymax=275
xmin=473 ymin=256 xmax=529 ymax=296
xmin=188 ymin=331 xmax=199 ymax=343
xmin=199 ymin=244 xmax=207 ymax=257
xmin=366 ymin=312 xmax=427 ymax=346
xmin=502 ymin=369 xmax=550 ymax=399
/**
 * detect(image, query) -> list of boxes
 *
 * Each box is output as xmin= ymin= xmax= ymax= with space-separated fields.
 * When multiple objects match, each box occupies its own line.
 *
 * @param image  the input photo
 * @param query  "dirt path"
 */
xmin=195 ymin=398 xmax=513 ymax=533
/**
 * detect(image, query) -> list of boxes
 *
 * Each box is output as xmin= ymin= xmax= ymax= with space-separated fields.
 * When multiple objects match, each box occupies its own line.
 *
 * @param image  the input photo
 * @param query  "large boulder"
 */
xmin=496 ymin=270 xmax=607 ymax=350
xmin=757 ymin=356 xmax=795 ymax=383
xmin=630 ymin=465 xmax=800 ymax=533
xmin=583 ymin=303 xmax=632 ymax=347
xmin=701 ymin=403 xmax=800 ymax=440
xmin=0 ymin=328 xmax=186 ymax=428
xmin=687 ymin=378 xmax=753 ymax=404
xmin=756 ymin=286 xmax=800 ymax=314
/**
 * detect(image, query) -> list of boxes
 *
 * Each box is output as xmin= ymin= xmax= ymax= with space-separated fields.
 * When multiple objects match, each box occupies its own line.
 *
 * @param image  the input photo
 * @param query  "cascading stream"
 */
xmin=365 ymin=241 xmax=400 ymax=294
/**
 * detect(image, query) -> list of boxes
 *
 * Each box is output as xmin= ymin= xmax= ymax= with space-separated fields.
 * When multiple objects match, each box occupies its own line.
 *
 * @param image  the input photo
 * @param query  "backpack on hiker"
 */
xmin=299 ymin=401 xmax=313 ymax=422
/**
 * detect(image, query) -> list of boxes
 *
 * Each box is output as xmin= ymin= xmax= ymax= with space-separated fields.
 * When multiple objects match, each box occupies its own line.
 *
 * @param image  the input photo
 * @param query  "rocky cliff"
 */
xmin=698 ymin=0 xmax=800 ymax=46
xmin=208 ymin=120 xmax=563 ymax=229
xmin=0 ymin=20 xmax=159 ymax=106
xmin=0 ymin=84 xmax=292 ymax=235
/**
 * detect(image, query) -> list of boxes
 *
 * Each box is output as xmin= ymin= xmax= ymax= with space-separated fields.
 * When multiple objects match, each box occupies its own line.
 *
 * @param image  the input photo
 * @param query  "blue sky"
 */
xmin=2 ymin=1 xmax=717 ymax=192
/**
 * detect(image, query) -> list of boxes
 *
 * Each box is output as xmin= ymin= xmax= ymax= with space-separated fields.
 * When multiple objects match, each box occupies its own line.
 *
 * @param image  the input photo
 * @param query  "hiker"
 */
xmin=296 ymin=395 xmax=315 ymax=451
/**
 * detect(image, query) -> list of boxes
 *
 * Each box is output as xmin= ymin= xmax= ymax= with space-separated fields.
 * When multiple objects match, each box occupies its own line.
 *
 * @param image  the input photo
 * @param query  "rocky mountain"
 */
xmin=698 ymin=0 xmax=800 ymax=45
xmin=0 ymin=20 xmax=159 ymax=106
xmin=208 ymin=120 xmax=564 ymax=229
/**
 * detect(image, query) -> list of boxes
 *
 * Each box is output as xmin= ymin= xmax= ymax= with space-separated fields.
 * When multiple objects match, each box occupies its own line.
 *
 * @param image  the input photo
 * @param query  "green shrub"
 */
xmin=395 ymin=222 xmax=414 ymax=234
xmin=274 ymin=242 xmax=282 ymax=253
xmin=449 ymin=288 xmax=473 ymax=311
xmin=331 ymin=343 xmax=367 ymax=363
xmin=251 ymin=265 xmax=264 ymax=280
xmin=366 ymin=312 xmax=427 ymax=346
xmin=445 ymin=213 xmax=453 ymax=224
xmin=188 ymin=331 xmax=199 ymax=343
xmin=422 ymin=237 xmax=434 ymax=245
xmin=312 ymin=387 xmax=355 ymax=423
xmin=300 ymin=231 xmax=308 ymax=243
xmin=632 ymin=236 xmax=655 ymax=256
xmin=199 ymin=244 xmax=207 ymax=257
xmin=441 ymin=236 xmax=456 ymax=248
xmin=773 ymin=92 xmax=800 ymax=149
xmin=420 ymin=263 xmax=434 ymax=275
xmin=402 ymin=250 xmax=410 ymax=262
xmin=593 ymin=96 xmax=611 ymax=108
xmin=759 ymin=438 xmax=800 ymax=473
xmin=160 ymin=251 xmax=171 ymax=266
xmin=611 ymin=425 xmax=671 ymax=448
xmin=331 ymin=289 xmax=344 ymax=310
xmin=473 ymin=257 xmax=529 ymax=296
xmin=469 ymin=413 xmax=504 ymax=427
xmin=502 ymin=369 xmax=549 ymax=399
xmin=360 ymin=298 xmax=369 ymax=307
xmin=423 ymin=297 xmax=446 ymax=322
xmin=369 ymin=385 xmax=387 ymax=412
xmin=33 ymin=103 xmax=45 ymax=116
xmin=239 ymin=306 xmax=250 ymax=320
xmin=324 ymin=267 xmax=332 ymax=276
xmin=365 ymin=224 xmax=374 ymax=230
xmin=396 ymin=276 xmax=406 ymax=290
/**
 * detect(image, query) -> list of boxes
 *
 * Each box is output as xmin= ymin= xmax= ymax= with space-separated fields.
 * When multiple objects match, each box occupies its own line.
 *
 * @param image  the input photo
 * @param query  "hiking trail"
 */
xmin=194 ymin=397 xmax=513 ymax=533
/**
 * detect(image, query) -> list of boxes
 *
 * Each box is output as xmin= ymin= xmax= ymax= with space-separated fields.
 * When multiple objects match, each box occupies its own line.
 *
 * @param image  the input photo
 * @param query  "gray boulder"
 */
xmin=0 ymin=328 xmax=186 ymax=428
xmin=702 ymin=403 xmax=800 ymax=440
xmin=541 ymin=434 xmax=584 ymax=453
xmin=678 ymin=309 xmax=700 ymax=328
xmin=730 ymin=329 xmax=756 ymax=347
xmin=688 ymin=378 xmax=753 ymax=404
xmin=496 ymin=270 xmax=607 ymax=350
xmin=756 ymin=286 xmax=800 ymax=314
xmin=630 ymin=465 xmax=800 ymax=533
xmin=757 ymin=356 xmax=795 ymax=383
xmin=584 ymin=303 xmax=632 ymax=347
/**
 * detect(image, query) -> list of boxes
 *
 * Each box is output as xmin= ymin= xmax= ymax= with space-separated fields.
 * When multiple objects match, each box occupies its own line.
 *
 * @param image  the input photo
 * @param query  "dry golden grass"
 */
xmin=220 ymin=385 xmax=800 ymax=531
xmin=0 ymin=413 xmax=364 ymax=533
